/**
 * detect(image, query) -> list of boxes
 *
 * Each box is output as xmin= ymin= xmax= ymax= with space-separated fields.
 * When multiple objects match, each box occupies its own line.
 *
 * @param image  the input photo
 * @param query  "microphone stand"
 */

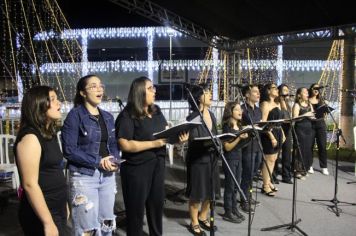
xmin=261 ymin=95 xmax=308 ymax=236
xmin=235 ymin=85 xmax=276 ymax=236
xmin=311 ymin=92 xmax=356 ymax=216
xmin=185 ymin=86 xmax=247 ymax=236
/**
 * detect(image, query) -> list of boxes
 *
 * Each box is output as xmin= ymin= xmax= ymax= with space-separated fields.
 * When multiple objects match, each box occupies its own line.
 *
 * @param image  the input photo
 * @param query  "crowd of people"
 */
xmin=14 ymin=74 xmax=330 ymax=236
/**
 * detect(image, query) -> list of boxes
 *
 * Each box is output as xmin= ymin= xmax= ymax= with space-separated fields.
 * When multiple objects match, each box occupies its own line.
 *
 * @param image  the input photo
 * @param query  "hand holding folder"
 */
xmin=153 ymin=121 xmax=202 ymax=144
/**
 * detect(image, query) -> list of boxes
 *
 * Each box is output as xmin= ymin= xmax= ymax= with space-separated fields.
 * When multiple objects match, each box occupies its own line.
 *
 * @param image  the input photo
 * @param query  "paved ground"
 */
xmin=1 ymin=156 xmax=356 ymax=236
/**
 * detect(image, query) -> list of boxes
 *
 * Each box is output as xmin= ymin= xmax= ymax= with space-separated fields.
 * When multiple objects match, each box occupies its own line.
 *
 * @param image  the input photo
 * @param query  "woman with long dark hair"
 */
xmin=278 ymin=84 xmax=293 ymax=184
xmin=116 ymin=76 xmax=188 ymax=236
xmin=61 ymin=75 xmax=120 ymax=236
xmin=15 ymin=86 xmax=67 ymax=236
xmin=185 ymin=84 xmax=220 ymax=235
xmin=259 ymin=83 xmax=285 ymax=196
xmin=309 ymin=83 xmax=329 ymax=175
xmin=221 ymin=101 xmax=247 ymax=223
xmin=292 ymin=87 xmax=315 ymax=178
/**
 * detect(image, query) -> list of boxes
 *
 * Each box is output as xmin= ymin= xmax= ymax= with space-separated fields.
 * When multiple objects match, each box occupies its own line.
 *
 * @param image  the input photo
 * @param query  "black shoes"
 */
xmin=249 ymin=198 xmax=261 ymax=206
xmin=232 ymin=208 xmax=246 ymax=221
xmin=198 ymin=219 xmax=217 ymax=232
xmin=282 ymin=178 xmax=293 ymax=184
xmin=188 ymin=224 xmax=206 ymax=236
xmin=240 ymin=202 xmax=255 ymax=213
xmin=222 ymin=212 xmax=243 ymax=223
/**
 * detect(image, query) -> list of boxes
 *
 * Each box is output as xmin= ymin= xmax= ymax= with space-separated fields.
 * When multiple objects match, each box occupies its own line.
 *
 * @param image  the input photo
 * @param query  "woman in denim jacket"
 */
xmin=61 ymin=74 xmax=120 ymax=236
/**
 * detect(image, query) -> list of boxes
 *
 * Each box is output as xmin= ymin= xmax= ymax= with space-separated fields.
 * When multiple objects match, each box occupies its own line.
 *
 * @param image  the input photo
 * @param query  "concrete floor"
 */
xmin=1 ymin=157 xmax=356 ymax=236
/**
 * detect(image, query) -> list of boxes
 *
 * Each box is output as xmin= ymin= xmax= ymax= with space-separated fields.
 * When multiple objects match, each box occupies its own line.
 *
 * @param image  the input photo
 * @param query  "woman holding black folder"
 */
xmin=185 ymin=84 xmax=220 ymax=235
xmin=309 ymin=83 xmax=329 ymax=175
xmin=116 ymin=76 xmax=188 ymax=236
xmin=260 ymin=83 xmax=285 ymax=196
xmin=221 ymin=101 xmax=247 ymax=223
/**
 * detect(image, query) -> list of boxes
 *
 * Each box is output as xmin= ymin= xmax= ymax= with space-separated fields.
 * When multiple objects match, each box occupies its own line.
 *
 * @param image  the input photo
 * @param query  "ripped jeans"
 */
xmin=70 ymin=169 xmax=117 ymax=236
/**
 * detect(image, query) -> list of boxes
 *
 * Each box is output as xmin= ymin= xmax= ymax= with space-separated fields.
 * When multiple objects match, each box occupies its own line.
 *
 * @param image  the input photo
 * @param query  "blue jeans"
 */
xmin=70 ymin=170 xmax=117 ymax=236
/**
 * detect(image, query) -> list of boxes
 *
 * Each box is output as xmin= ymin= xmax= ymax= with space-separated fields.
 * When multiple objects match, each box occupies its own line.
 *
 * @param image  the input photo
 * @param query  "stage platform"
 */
xmin=1 ymin=157 xmax=356 ymax=236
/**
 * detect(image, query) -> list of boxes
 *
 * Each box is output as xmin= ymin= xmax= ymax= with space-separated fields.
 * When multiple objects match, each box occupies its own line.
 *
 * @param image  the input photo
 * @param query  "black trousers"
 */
xmin=281 ymin=129 xmax=292 ymax=180
xmin=312 ymin=120 xmax=328 ymax=168
xmin=121 ymin=157 xmax=165 ymax=236
xmin=241 ymin=144 xmax=261 ymax=201
xmin=294 ymin=121 xmax=314 ymax=172
xmin=222 ymin=159 xmax=241 ymax=213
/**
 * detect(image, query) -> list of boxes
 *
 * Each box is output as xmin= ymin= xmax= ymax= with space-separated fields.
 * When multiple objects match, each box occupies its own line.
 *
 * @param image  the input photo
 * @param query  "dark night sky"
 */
xmin=57 ymin=0 xmax=159 ymax=28
xmin=57 ymin=0 xmax=356 ymax=41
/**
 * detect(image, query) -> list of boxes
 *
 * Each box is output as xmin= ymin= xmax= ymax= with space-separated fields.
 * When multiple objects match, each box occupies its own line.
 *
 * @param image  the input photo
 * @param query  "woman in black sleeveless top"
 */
xmin=292 ymin=87 xmax=315 ymax=178
xmin=14 ymin=86 xmax=67 ymax=236
xmin=309 ymin=83 xmax=329 ymax=175
xmin=260 ymin=83 xmax=285 ymax=197
xmin=278 ymin=84 xmax=293 ymax=183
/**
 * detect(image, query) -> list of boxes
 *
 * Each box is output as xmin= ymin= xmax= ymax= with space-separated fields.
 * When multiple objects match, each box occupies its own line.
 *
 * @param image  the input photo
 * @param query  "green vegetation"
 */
xmin=324 ymin=143 xmax=355 ymax=162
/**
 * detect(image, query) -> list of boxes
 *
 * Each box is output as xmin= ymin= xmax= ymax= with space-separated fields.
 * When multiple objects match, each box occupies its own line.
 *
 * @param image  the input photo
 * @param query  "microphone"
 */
xmin=183 ymin=82 xmax=201 ymax=89
xmin=115 ymin=96 xmax=124 ymax=107
xmin=230 ymin=83 xmax=249 ymax=88
xmin=340 ymin=88 xmax=356 ymax=92
xmin=313 ymin=85 xmax=329 ymax=90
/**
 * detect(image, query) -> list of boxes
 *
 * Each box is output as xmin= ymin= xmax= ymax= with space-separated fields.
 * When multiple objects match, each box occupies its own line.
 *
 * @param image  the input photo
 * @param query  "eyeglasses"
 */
xmin=146 ymin=86 xmax=156 ymax=92
xmin=86 ymin=84 xmax=105 ymax=91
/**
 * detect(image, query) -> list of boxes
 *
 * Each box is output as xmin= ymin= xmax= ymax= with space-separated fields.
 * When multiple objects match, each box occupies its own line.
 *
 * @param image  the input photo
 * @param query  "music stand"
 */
xmin=310 ymin=92 xmax=356 ymax=216
xmin=185 ymin=85 xmax=247 ymax=236
xmin=261 ymin=112 xmax=310 ymax=236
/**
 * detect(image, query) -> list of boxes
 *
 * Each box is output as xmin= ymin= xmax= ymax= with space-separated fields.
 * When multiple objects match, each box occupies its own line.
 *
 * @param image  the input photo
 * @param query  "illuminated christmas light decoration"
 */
xmin=81 ymin=30 xmax=88 ymax=76
xmin=276 ymin=45 xmax=283 ymax=85
xmin=147 ymin=27 xmax=154 ymax=80
xmin=38 ymin=60 xmax=225 ymax=74
xmin=212 ymin=46 xmax=219 ymax=100
xmin=34 ymin=27 xmax=183 ymax=41
xmin=37 ymin=59 xmax=342 ymax=74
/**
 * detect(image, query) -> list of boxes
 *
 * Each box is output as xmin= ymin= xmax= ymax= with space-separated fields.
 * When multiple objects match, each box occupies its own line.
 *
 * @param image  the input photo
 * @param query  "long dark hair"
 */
xmin=308 ymin=83 xmax=320 ymax=99
xmin=126 ymin=76 xmax=156 ymax=119
xmin=74 ymin=74 xmax=98 ymax=107
xmin=260 ymin=83 xmax=278 ymax=103
xmin=295 ymin=87 xmax=308 ymax=104
xmin=19 ymin=86 xmax=57 ymax=139
xmin=222 ymin=101 xmax=241 ymax=128
xmin=278 ymin=83 xmax=290 ymax=110
xmin=187 ymin=83 xmax=209 ymax=111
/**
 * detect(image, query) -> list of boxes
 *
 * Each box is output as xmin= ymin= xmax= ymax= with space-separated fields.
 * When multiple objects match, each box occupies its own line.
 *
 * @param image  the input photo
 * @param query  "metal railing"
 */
xmin=0 ymin=101 xmax=226 ymax=135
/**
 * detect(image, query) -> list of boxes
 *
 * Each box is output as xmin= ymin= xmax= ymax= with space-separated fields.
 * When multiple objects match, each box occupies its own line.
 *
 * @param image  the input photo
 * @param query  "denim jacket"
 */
xmin=61 ymin=105 xmax=120 ymax=176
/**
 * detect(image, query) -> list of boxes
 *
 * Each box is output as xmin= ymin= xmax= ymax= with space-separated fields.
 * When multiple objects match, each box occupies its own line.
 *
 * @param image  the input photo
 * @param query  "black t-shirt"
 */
xmin=115 ymin=105 xmax=168 ymax=165
xmin=14 ymin=126 xmax=67 ymax=212
xmin=222 ymin=124 xmax=242 ymax=161
xmin=95 ymin=113 xmax=109 ymax=158
xmin=241 ymin=103 xmax=262 ymax=152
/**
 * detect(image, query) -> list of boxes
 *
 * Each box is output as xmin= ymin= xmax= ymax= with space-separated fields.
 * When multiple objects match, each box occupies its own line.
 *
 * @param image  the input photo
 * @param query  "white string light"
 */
xmin=34 ymin=27 xmax=183 ymax=41
xmin=37 ymin=59 xmax=342 ymax=74
xmin=147 ymin=27 xmax=154 ymax=80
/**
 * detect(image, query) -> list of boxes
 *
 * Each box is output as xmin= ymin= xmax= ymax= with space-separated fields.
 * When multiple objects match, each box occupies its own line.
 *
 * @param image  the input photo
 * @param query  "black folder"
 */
xmin=153 ymin=121 xmax=202 ymax=144
xmin=316 ymin=104 xmax=335 ymax=114
xmin=290 ymin=112 xmax=316 ymax=122
xmin=192 ymin=127 xmax=258 ymax=149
